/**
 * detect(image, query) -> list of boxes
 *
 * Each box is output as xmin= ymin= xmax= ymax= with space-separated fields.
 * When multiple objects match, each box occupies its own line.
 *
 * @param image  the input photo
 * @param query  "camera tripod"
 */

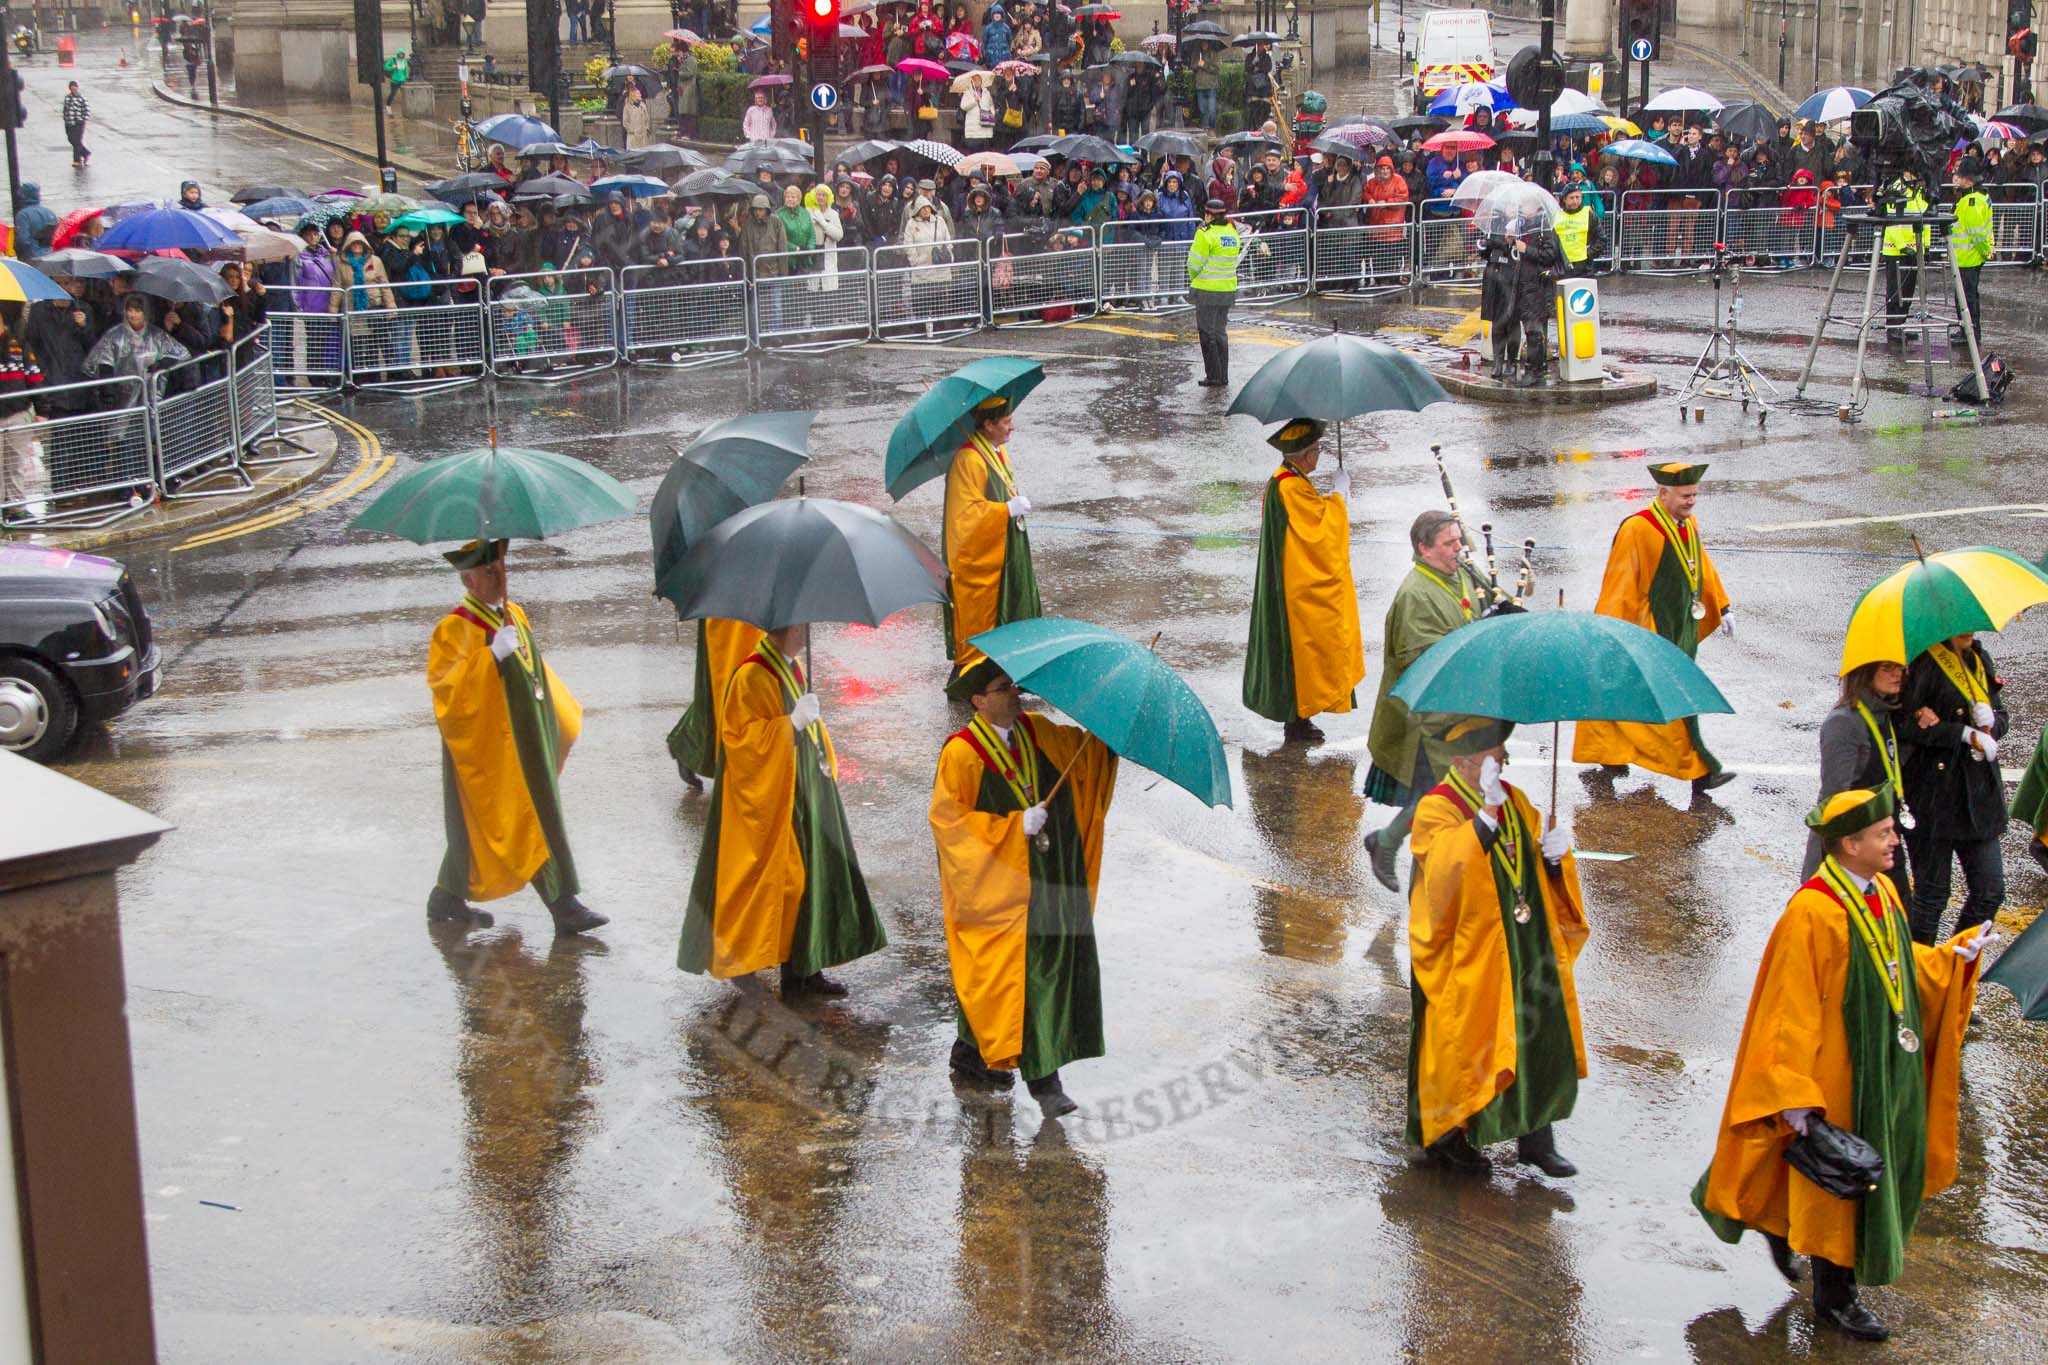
xmin=1675 ymin=243 xmax=1777 ymax=422
xmin=1790 ymin=203 xmax=1990 ymax=414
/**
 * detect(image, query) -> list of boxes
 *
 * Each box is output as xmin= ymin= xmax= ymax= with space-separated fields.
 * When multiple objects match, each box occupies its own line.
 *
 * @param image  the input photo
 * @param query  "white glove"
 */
xmin=489 ymin=625 xmax=520 ymax=661
xmin=1541 ymin=824 xmax=1572 ymax=862
xmin=1972 ymin=702 xmax=1995 ymax=728
xmin=1005 ymin=495 xmax=1032 ymax=521
xmin=1967 ymin=727 xmax=1999 ymax=762
xmin=1952 ymin=923 xmax=2000 ymax=963
xmin=1330 ymin=468 xmax=1351 ymax=501
xmin=1781 ymin=1107 xmax=1815 ymax=1136
xmin=1020 ymin=804 xmax=1048 ymax=837
xmin=1479 ymin=755 xmax=1506 ymax=808
xmin=788 ymin=692 xmax=821 ymax=732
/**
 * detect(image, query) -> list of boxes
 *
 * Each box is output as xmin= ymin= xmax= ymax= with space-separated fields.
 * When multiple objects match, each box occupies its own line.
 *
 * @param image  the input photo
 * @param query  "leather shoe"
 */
xmin=1816 ymin=1298 xmax=1888 ymax=1342
xmin=1197 ymin=377 xmax=1227 ymax=387
xmin=1515 ymin=1125 xmax=1577 ymax=1178
xmin=949 ymin=1038 xmax=1015 ymax=1088
xmin=1692 ymin=770 xmax=1737 ymax=795
xmin=1764 ymin=1232 xmax=1806 ymax=1284
xmin=1425 ymin=1128 xmax=1490 ymax=1173
xmin=1281 ymin=717 xmax=1325 ymax=745
xmin=427 ymin=887 xmax=494 ymax=927
xmin=2028 ymin=839 xmax=2048 ymax=876
xmin=1026 ymin=1073 xmax=1079 ymax=1118
xmin=1363 ymin=829 xmax=1401 ymax=893
xmin=547 ymin=897 xmax=609 ymax=936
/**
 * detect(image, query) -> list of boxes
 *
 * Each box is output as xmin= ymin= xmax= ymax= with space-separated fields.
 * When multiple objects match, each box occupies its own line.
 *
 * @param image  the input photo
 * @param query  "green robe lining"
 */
xmin=1242 ymin=475 xmax=1297 ymax=722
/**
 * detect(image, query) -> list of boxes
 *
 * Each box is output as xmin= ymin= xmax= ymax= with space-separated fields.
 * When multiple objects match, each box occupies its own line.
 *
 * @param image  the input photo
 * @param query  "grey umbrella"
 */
xmin=677 ymin=168 xmax=761 ymax=199
xmin=32 ymin=248 xmax=132 ymax=281
xmin=650 ymin=410 xmax=815 ymax=591
xmin=655 ymin=497 xmax=947 ymax=631
xmin=723 ymin=142 xmax=815 ymax=176
xmin=621 ymin=142 xmax=710 ymax=174
xmin=128 ymin=256 xmax=233 ymax=306
xmin=1135 ymin=129 xmax=1207 ymax=161
xmin=1048 ymin=133 xmax=1135 ymax=164
xmin=1227 ymin=332 xmax=1451 ymax=466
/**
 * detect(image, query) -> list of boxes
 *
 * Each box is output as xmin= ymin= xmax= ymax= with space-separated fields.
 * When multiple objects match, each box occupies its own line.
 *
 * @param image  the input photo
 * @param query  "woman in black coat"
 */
xmin=1898 ymin=632 xmax=2008 ymax=944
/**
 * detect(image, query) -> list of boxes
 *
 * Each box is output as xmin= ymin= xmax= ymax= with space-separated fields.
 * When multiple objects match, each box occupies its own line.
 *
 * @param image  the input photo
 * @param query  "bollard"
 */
xmin=57 ymin=35 xmax=75 ymax=65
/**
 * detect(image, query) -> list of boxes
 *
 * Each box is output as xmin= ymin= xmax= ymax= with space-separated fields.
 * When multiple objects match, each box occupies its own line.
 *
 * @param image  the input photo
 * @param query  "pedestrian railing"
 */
xmin=751 ymin=247 xmax=873 ymax=353
xmin=1311 ymin=203 xmax=1414 ymax=297
xmin=873 ymin=238 xmax=986 ymax=342
xmin=1233 ymin=209 xmax=1312 ymax=304
xmin=1616 ymin=188 xmax=1722 ymax=273
xmin=151 ymin=349 xmax=253 ymax=501
xmin=0 ymin=375 xmax=152 ymax=531
xmin=1099 ymin=220 xmax=1196 ymax=313
xmin=1818 ymin=187 xmax=1877 ymax=266
xmin=1718 ymin=191 xmax=1819 ymax=272
xmin=1988 ymin=184 xmax=2040 ymax=266
xmin=618 ymin=265 xmax=751 ymax=367
xmin=989 ymin=226 xmax=1100 ymax=328
xmin=342 ymin=297 xmax=491 ymax=394
xmin=487 ymin=268 xmax=620 ymax=379
xmin=1417 ymin=201 xmax=1483 ymax=285
xmin=267 ymin=309 xmax=348 ymax=395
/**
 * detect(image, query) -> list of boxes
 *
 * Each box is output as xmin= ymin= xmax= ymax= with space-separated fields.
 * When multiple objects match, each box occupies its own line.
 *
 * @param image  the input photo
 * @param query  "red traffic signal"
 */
xmin=808 ymin=0 xmax=840 ymax=24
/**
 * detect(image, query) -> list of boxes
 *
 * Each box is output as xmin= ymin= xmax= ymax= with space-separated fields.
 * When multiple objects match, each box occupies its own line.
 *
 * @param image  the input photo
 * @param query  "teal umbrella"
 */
xmin=884 ymin=356 xmax=1044 ymax=501
xmin=968 ymin=616 xmax=1232 ymax=808
xmin=1227 ymin=332 xmax=1450 ymax=465
xmin=1984 ymin=910 xmax=2048 ymax=1020
xmin=1391 ymin=609 xmax=1734 ymax=827
xmin=390 ymin=205 xmax=467 ymax=231
xmin=350 ymin=439 xmax=635 ymax=543
xmin=650 ymin=410 xmax=814 ymax=595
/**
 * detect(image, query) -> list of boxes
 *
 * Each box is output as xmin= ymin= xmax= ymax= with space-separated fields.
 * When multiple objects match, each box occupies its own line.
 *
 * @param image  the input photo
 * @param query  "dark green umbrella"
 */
xmin=349 ymin=439 xmax=635 ymax=543
xmin=650 ymin=411 xmax=814 ymax=596
xmin=1984 ymin=911 xmax=2048 ymax=1020
xmin=969 ymin=617 xmax=1231 ymax=808
xmin=884 ymin=356 xmax=1045 ymax=501
xmin=1228 ymin=333 xmax=1450 ymax=465
xmin=1391 ymin=609 xmax=1734 ymax=826
xmin=655 ymin=498 xmax=946 ymax=630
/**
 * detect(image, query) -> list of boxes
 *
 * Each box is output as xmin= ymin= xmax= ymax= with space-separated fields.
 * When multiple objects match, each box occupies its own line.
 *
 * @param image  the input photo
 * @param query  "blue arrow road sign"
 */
xmin=1629 ymin=37 xmax=1654 ymax=61
xmin=811 ymin=82 xmax=839 ymax=112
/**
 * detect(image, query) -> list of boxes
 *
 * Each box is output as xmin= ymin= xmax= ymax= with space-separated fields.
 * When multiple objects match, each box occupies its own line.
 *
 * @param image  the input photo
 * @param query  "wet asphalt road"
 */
xmin=18 ymin=28 xmax=2048 ymax=1365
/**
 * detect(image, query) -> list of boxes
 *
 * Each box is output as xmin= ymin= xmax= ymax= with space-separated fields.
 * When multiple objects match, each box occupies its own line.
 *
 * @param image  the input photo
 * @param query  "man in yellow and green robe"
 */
xmin=1242 ymin=418 xmax=1365 ymax=745
xmin=679 ymin=624 xmax=888 ymax=997
xmin=1406 ymin=717 xmax=1588 ymax=1176
xmin=1573 ymin=461 xmax=1735 ymax=795
xmin=2006 ymin=725 xmax=2048 ymax=878
xmin=665 ymin=617 xmax=762 ymax=792
xmin=428 ymin=539 xmax=607 ymax=936
xmin=930 ymin=660 xmax=1118 ymax=1119
xmin=943 ymin=395 xmax=1042 ymax=701
xmin=1692 ymin=784 xmax=1992 ymax=1342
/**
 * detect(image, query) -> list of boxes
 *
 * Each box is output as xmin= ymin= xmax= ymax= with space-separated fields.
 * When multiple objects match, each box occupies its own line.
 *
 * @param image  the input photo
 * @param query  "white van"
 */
xmin=1409 ymin=9 xmax=1498 ymax=112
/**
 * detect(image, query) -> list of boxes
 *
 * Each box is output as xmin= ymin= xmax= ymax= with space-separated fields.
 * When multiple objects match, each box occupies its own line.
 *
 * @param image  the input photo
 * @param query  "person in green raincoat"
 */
xmin=775 ymin=184 xmax=818 ymax=274
xmin=941 ymin=394 xmax=1042 ymax=700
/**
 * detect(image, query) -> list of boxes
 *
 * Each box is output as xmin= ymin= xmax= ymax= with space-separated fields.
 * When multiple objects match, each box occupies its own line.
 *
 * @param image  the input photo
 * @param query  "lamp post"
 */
xmin=1779 ymin=0 xmax=1787 ymax=88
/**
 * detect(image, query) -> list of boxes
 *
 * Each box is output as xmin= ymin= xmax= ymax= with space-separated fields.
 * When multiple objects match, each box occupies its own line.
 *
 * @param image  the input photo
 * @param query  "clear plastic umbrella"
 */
xmin=1466 ymin=182 xmax=1563 ymax=239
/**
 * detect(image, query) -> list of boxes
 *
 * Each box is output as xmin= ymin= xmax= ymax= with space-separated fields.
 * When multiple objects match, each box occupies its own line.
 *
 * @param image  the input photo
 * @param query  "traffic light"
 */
xmin=770 ymin=0 xmax=794 ymax=64
xmin=526 ymin=0 xmax=561 ymax=97
xmin=1619 ymin=0 xmax=1659 ymax=62
xmin=0 ymin=72 xmax=24 ymax=130
xmin=806 ymin=0 xmax=841 ymax=62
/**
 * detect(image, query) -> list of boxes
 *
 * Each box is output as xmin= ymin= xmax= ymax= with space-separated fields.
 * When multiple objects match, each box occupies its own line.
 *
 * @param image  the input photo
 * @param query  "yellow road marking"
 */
xmin=1440 ymin=307 xmax=1484 ymax=347
xmin=173 ymin=406 xmax=392 ymax=551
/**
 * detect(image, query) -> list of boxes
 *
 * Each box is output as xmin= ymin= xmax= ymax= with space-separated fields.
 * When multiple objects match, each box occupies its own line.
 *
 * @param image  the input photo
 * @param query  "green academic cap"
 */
xmin=442 ymin=538 xmax=508 ymax=570
xmin=1267 ymin=418 xmax=1326 ymax=454
xmin=1648 ymin=462 xmax=1708 ymax=487
xmin=947 ymin=656 xmax=1011 ymax=703
xmin=1804 ymin=783 xmax=1898 ymax=840
xmin=1439 ymin=715 xmax=1515 ymax=756
xmin=974 ymin=394 xmax=1015 ymax=420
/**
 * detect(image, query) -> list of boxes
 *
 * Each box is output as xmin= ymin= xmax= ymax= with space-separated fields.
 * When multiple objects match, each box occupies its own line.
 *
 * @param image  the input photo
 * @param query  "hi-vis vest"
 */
xmin=1952 ymin=190 xmax=1994 ymax=268
xmin=1555 ymin=206 xmax=1592 ymax=264
xmin=1188 ymin=220 xmax=1242 ymax=292
xmin=1881 ymin=184 xmax=1931 ymax=257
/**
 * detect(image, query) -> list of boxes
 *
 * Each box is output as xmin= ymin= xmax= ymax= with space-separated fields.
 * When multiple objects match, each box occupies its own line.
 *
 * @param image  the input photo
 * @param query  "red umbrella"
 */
xmin=946 ymin=32 xmax=982 ymax=61
xmin=49 ymin=206 xmax=107 ymax=251
xmin=994 ymin=59 xmax=1038 ymax=77
xmin=897 ymin=56 xmax=950 ymax=81
xmin=1422 ymin=129 xmax=1496 ymax=153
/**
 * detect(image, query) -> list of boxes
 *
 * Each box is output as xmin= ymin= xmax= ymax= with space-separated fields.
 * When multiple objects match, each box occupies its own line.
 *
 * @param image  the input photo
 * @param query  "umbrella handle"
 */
xmin=1548 ymin=587 xmax=1564 ymax=833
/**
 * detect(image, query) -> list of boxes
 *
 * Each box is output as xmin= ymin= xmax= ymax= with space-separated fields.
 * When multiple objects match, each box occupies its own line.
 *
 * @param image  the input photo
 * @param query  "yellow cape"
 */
xmin=1572 ymin=510 xmax=1730 ymax=779
xmin=1408 ymin=781 xmax=1589 ymax=1147
xmin=930 ymin=715 xmax=1115 ymax=1069
xmin=429 ymin=602 xmax=582 ymax=902
xmin=944 ymin=438 xmax=1013 ymax=675
xmin=1274 ymin=466 xmax=1364 ymax=716
xmin=705 ymin=655 xmax=807 ymax=978
xmin=1696 ymin=880 xmax=1977 ymax=1269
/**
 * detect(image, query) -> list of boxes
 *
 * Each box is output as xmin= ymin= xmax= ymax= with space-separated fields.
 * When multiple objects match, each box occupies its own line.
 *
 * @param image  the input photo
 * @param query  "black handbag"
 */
xmin=1785 ymin=1115 xmax=1885 ymax=1199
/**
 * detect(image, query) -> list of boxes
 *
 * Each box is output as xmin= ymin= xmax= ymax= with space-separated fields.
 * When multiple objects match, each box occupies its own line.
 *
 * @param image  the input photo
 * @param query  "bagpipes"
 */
xmin=1432 ymin=443 xmax=1535 ymax=615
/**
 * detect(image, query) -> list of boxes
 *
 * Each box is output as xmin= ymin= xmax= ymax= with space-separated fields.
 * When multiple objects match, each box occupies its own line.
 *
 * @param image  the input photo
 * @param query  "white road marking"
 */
xmin=1749 ymin=503 xmax=2048 ymax=532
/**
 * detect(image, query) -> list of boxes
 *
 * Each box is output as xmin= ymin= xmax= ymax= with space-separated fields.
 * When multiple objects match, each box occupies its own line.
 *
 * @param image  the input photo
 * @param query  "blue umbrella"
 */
xmin=1548 ymin=112 xmax=1611 ymax=137
xmin=884 ymin=357 xmax=1046 ymax=501
xmin=969 ymin=617 xmax=1232 ymax=808
xmin=0 ymin=258 xmax=72 ymax=303
xmin=238 ymin=195 xmax=317 ymax=220
xmin=591 ymin=174 xmax=672 ymax=197
xmin=96 ymin=207 xmax=243 ymax=253
xmin=474 ymin=112 xmax=560 ymax=148
xmin=1428 ymin=80 xmax=1516 ymax=116
xmin=1602 ymin=138 xmax=1678 ymax=166
xmin=1794 ymin=86 xmax=1873 ymax=124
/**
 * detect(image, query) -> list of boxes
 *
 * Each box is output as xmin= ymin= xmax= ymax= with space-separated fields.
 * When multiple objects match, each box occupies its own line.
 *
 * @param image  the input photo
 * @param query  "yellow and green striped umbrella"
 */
xmin=0 ymin=258 xmax=71 ymax=304
xmin=1840 ymin=546 xmax=2048 ymax=674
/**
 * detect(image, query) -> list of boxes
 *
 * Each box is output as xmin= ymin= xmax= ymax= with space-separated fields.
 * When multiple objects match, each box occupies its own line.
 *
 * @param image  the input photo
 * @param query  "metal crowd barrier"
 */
xmin=0 ymin=375 xmax=151 ymax=531
xmin=1417 ymin=201 xmax=1483 ymax=284
xmin=151 ymin=349 xmax=253 ymax=501
xmin=1718 ymin=190 xmax=1819 ymax=271
xmin=989 ymin=226 xmax=1100 ymax=328
xmin=1616 ymin=189 xmax=1723 ymax=273
xmin=751 ymin=246 xmax=873 ymax=353
xmin=1312 ymin=203 xmax=1414 ymax=297
xmin=487 ymin=268 xmax=620 ymax=379
xmin=1989 ymin=184 xmax=2040 ymax=266
xmin=873 ymin=238 xmax=985 ymax=342
xmin=1818 ymin=186 xmax=1877 ymax=265
xmin=618 ymin=264 xmax=751 ymax=367
xmin=1233 ymin=209 xmax=1312 ymax=304
xmin=267 ymin=309 xmax=347 ymax=394
xmin=1099 ymin=220 xmax=1196 ymax=313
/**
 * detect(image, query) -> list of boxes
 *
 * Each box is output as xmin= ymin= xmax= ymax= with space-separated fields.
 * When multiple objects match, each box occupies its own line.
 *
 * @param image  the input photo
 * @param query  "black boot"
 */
xmin=1425 ymin=1127 xmax=1490 ymax=1173
xmin=675 ymin=760 xmax=705 ymax=794
xmin=781 ymin=962 xmax=848 ymax=998
xmin=2029 ymin=839 xmax=2048 ymax=876
xmin=1692 ymin=770 xmax=1737 ymax=796
xmin=427 ymin=886 xmax=494 ymax=927
xmin=949 ymin=1038 xmax=1015 ymax=1089
xmin=1764 ymin=1231 xmax=1806 ymax=1284
xmin=546 ymin=895 xmax=609 ymax=936
xmin=1515 ymin=1124 xmax=1577 ymax=1177
xmin=1489 ymin=342 xmax=1510 ymax=381
xmin=1026 ymin=1070 xmax=1079 ymax=1118
xmin=1363 ymin=827 xmax=1401 ymax=893
xmin=1812 ymin=1257 xmax=1887 ymax=1341
xmin=1281 ymin=717 xmax=1325 ymax=745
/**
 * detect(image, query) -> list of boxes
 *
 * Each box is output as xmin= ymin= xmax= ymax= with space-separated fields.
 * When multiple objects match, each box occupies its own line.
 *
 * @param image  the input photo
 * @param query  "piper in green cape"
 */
xmin=1242 ymin=418 xmax=1365 ymax=744
xmin=1363 ymin=509 xmax=1482 ymax=891
xmin=1690 ymin=784 xmax=1994 ymax=1343
xmin=2011 ymin=723 xmax=2048 ymax=877
xmin=678 ymin=624 xmax=888 ymax=998
xmin=942 ymin=397 xmax=1042 ymax=701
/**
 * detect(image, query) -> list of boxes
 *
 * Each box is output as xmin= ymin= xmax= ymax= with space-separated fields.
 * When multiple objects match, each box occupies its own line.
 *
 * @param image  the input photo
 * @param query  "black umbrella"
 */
xmin=569 ymin=137 xmax=628 ymax=160
xmin=1135 ymin=129 xmax=1208 ymax=161
xmin=1048 ymin=133 xmax=1135 ymax=164
xmin=651 ymin=411 xmax=815 ymax=591
xmin=1217 ymin=130 xmax=1284 ymax=155
xmin=1389 ymin=114 xmax=1449 ymax=137
xmin=424 ymin=172 xmax=508 ymax=204
xmin=518 ymin=139 xmax=579 ymax=159
xmin=511 ymin=173 xmax=595 ymax=201
xmin=31 ymin=248 xmax=132 ymax=281
xmin=1110 ymin=51 xmax=1162 ymax=67
xmin=1714 ymin=100 xmax=1781 ymax=144
xmin=851 ymin=63 xmax=895 ymax=79
xmin=1181 ymin=20 xmax=1229 ymax=43
xmin=1232 ymin=30 xmax=1283 ymax=46
xmin=1012 ymin=133 xmax=1060 ymax=152
xmin=231 ymin=184 xmax=303 ymax=204
xmin=128 ymin=256 xmax=233 ymax=306
xmin=655 ymin=498 xmax=947 ymax=631
xmin=620 ymin=143 xmax=710 ymax=174
xmin=1995 ymin=102 xmax=2048 ymax=134
xmin=724 ymin=142 xmax=814 ymax=175
xmin=677 ymin=168 xmax=761 ymax=199
xmin=1952 ymin=64 xmax=1989 ymax=85
xmin=835 ymin=139 xmax=904 ymax=165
